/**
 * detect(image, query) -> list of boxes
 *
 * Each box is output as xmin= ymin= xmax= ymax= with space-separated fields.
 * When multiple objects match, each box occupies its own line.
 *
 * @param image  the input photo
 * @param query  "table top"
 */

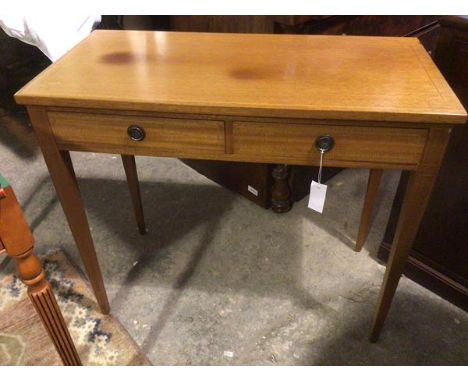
xmin=15 ymin=30 xmax=466 ymax=124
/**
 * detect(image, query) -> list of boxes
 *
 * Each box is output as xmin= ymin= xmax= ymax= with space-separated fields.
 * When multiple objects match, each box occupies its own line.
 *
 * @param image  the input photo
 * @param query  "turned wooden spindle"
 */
xmin=0 ymin=183 xmax=81 ymax=366
xmin=271 ymin=164 xmax=292 ymax=213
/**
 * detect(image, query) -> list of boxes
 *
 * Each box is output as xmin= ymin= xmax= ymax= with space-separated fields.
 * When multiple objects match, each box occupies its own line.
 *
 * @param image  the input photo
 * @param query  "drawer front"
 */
xmin=48 ymin=112 xmax=225 ymax=157
xmin=232 ymin=121 xmax=428 ymax=167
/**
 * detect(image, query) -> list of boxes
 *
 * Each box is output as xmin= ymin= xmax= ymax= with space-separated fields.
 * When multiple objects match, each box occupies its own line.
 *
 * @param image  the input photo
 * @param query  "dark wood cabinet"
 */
xmin=379 ymin=16 xmax=468 ymax=311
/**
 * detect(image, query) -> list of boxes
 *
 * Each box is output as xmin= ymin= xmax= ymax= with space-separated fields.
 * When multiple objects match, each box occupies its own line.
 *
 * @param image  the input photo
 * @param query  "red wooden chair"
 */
xmin=0 ymin=175 xmax=81 ymax=365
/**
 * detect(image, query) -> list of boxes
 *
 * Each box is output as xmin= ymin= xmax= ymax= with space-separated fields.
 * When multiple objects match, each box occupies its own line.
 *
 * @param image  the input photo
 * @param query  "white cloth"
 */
xmin=0 ymin=15 xmax=101 ymax=62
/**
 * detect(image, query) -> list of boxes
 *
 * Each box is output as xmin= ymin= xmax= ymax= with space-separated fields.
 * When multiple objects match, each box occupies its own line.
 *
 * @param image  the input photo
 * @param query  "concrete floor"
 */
xmin=1 ymin=109 xmax=467 ymax=365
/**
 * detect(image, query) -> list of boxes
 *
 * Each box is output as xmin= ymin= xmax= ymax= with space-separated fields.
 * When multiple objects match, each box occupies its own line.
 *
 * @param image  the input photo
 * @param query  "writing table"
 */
xmin=15 ymin=30 xmax=467 ymax=343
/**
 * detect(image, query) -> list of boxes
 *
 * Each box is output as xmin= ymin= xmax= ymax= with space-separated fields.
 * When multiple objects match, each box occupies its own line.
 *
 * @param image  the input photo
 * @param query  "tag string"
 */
xmin=318 ymin=149 xmax=325 ymax=184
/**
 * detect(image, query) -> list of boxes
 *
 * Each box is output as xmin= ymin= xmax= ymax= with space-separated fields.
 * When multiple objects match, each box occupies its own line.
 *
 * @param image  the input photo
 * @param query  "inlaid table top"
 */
xmin=15 ymin=30 xmax=466 ymax=124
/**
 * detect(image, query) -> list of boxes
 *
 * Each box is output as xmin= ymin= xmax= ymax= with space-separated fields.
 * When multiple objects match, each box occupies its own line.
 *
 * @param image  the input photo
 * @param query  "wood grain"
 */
xmin=224 ymin=120 xmax=234 ymax=154
xmin=47 ymin=110 xmax=429 ymax=169
xmin=16 ymin=31 xmax=467 ymax=343
xmin=121 ymin=155 xmax=147 ymax=235
xmin=355 ymin=169 xmax=383 ymax=252
xmin=0 ymin=186 xmax=81 ymax=366
xmin=26 ymin=106 xmax=110 ymax=314
xmin=370 ymin=127 xmax=452 ymax=341
xmin=15 ymin=31 xmax=466 ymax=124
xmin=379 ymin=15 xmax=468 ymax=311
xmin=232 ymin=121 xmax=428 ymax=168
xmin=49 ymin=111 xmax=225 ymax=158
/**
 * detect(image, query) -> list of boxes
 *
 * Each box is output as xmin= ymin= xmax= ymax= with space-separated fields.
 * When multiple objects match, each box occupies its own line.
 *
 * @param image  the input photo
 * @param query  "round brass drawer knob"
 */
xmin=315 ymin=135 xmax=335 ymax=153
xmin=127 ymin=125 xmax=145 ymax=141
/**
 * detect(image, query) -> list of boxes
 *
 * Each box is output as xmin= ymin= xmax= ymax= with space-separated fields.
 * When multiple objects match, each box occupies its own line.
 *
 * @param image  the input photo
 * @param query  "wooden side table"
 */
xmin=14 ymin=31 xmax=467 ymax=343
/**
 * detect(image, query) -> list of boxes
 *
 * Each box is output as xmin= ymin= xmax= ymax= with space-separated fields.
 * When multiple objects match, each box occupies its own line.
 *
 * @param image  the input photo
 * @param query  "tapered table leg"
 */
xmin=27 ymin=106 xmax=110 ymax=314
xmin=355 ymin=169 xmax=383 ymax=252
xmin=121 ymin=155 xmax=147 ymax=235
xmin=370 ymin=128 xmax=451 ymax=342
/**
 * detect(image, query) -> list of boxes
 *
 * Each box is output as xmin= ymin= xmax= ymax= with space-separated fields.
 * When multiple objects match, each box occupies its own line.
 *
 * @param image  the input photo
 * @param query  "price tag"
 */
xmin=247 ymin=185 xmax=259 ymax=196
xmin=308 ymin=181 xmax=327 ymax=213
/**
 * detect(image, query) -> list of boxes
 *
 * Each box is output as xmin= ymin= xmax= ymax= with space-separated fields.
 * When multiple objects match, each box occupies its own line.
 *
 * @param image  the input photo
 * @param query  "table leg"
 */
xmin=121 ymin=155 xmax=147 ymax=235
xmin=355 ymin=169 xmax=383 ymax=252
xmin=27 ymin=106 xmax=110 ymax=314
xmin=271 ymin=164 xmax=292 ymax=213
xmin=370 ymin=127 xmax=451 ymax=342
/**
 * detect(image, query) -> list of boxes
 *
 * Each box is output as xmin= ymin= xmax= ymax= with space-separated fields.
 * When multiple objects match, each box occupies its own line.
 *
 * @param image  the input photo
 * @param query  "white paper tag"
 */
xmin=308 ymin=181 xmax=327 ymax=213
xmin=247 ymin=185 xmax=258 ymax=196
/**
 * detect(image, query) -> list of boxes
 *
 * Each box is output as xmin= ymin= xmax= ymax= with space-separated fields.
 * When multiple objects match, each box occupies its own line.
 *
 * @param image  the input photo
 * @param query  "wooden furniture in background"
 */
xmin=15 ymin=31 xmax=466 ymax=342
xmin=379 ymin=16 xmax=468 ymax=311
xmin=0 ymin=175 xmax=81 ymax=366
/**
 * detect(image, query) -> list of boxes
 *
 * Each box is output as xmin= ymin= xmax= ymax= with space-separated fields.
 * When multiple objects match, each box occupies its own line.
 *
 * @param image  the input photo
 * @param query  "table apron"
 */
xmin=47 ymin=111 xmax=429 ymax=170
